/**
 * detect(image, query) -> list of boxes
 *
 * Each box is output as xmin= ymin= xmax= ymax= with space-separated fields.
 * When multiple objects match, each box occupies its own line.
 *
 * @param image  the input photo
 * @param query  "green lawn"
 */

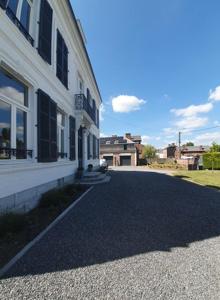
xmin=174 ymin=170 xmax=220 ymax=190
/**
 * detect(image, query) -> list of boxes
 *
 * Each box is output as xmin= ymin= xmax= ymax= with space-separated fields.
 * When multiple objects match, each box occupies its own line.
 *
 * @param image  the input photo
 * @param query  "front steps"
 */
xmin=80 ymin=171 xmax=111 ymax=185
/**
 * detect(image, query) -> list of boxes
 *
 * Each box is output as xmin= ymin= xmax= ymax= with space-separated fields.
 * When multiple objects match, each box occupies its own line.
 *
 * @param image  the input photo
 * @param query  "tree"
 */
xmin=210 ymin=142 xmax=220 ymax=153
xmin=183 ymin=142 xmax=194 ymax=147
xmin=142 ymin=144 xmax=156 ymax=159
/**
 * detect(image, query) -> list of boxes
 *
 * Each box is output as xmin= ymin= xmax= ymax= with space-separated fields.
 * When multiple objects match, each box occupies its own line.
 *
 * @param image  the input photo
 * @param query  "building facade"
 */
xmin=100 ymin=134 xmax=141 ymax=166
xmin=0 ymin=0 xmax=101 ymax=212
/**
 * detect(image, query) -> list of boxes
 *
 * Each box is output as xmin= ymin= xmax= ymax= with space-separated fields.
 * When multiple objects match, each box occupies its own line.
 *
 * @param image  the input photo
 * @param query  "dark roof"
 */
xmin=100 ymin=136 xmax=128 ymax=145
xmin=131 ymin=135 xmax=142 ymax=141
xmin=66 ymin=0 xmax=102 ymax=102
xmin=181 ymin=146 xmax=210 ymax=152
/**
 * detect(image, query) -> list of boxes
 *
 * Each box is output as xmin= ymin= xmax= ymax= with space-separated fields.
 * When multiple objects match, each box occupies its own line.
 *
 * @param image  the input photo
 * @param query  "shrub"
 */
xmin=0 ymin=213 xmax=27 ymax=238
xmin=203 ymin=152 xmax=220 ymax=170
xmin=61 ymin=184 xmax=77 ymax=196
xmin=38 ymin=189 xmax=69 ymax=208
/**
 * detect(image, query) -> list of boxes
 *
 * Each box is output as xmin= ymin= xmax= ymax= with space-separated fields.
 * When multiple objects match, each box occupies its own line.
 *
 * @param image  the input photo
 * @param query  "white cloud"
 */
xmin=0 ymin=87 xmax=24 ymax=104
xmin=112 ymin=95 xmax=146 ymax=113
xmin=209 ymin=86 xmax=220 ymax=102
xmin=100 ymin=104 xmax=105 ymax=121
xmin=174 ymin=116 xmax=208 ymax=130
xmin=171 ymin=103 xmax=213 ymax=118
xmin=100 ymin=132 xmax=107 ymax=137
xmin=0 ymin=122 xmax=10 ymax=129
xmin=141 ymin=135 xmax=150 ymax=145
xmin=194 ymin=132 xmax=220 ymax=145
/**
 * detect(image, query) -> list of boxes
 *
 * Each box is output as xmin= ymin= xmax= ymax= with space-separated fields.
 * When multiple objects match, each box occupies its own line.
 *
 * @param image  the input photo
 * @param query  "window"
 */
xmin=57 ymin=110 xmax=65 ymax=158
xmin=16 ymin=108 xmax=27 ymax=159
xmin=0 ymin=100 xmax=11 ymax=159
xmin=56 ymin=30 xmax=68 ymax=88
xmin=5 ymin=0 xmax=34 ymax=45
xmin=20 ymin=0 xmax=30 ymax=32
xmin=0 ymin=68 xmax=29 ymax=160
xmin=0 ymin=68 xmax=28 ymax=107
xmin=124 ymin=144 xmax=127 ymax=150
xmin=7 ymin=0 xmax=19 ymax=15
xmin=38 ymin=0 xmax=53 ymax=64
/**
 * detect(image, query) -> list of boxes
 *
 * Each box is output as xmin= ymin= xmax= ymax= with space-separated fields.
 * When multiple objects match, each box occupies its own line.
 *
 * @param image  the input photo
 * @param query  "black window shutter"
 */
xmin=0 ymin=0 xmax=8 ymax=9
xmin=38 ymin=0 xmax=53 ymax=64
xmin=93 ymin=135 xmax=96 ymax=159
xmin=38 ymin=89 xmax=57 ymax=162
xmin=97 ymin=139 xmax=100 ymax=159
xmin=87 ymin=88 xmax=90 ymax=101
xmin=69 ymin=116 xmax=76 ymax=161
xmin=56 ymin=30 xmax=68 ymax=88
xmin=87 ymin=134 xmax=90 ymax=160
xmin=97 ymin=108 xmax=99 ymax=128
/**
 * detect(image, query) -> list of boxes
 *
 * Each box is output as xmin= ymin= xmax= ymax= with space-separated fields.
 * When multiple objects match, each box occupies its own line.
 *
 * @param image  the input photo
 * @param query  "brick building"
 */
xmin=100 ymin=134 xmax=142 ymax=166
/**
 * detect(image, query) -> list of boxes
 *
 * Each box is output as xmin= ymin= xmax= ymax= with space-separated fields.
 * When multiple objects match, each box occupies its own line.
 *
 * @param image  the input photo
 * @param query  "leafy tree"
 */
xmin=142 ymin=144 xmax=156 ymax=159
xmin=210 ymin=142 xmax=220 ymax=152
xmin=183 ymin=142 xmax=194 ymax=147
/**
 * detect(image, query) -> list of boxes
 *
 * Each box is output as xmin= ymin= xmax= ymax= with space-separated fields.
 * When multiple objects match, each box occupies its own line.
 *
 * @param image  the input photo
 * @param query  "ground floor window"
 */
xmin=0 ymin=67 xmax=30 ymax=160
xmin=57 ymin=110 xmax=66 ymax=159
xmin=16 ymin=108 xmax=27 ymax=159
xmin=0 ymin=99 xmax=28 ymax=160
xmin=0 ymin=100 xmax=11 ymax=159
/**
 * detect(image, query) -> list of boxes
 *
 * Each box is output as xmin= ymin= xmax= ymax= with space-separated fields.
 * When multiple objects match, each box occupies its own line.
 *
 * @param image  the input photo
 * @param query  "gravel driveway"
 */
xmin=1 ymin=170 xmax=220 ymax=299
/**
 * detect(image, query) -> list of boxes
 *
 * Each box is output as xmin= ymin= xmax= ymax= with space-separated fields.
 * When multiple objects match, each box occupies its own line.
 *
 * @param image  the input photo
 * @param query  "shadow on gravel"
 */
xmin=3 ymin=170 xmax=220 ymax=279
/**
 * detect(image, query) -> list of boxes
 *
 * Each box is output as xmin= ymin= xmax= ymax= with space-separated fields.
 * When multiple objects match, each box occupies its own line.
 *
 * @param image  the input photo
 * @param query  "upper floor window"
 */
xmin=7 ymin=0 xmax=19 ymax=15
xmin=20 ymin=0 xmax=30 ymax=32
xmin=56 ymin=30 xmax=68 ymax=88
xmin=6 ymin=0 xmax=34 ymax=45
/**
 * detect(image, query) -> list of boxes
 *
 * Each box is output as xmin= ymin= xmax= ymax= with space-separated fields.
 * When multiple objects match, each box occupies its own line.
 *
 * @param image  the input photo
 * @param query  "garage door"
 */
xmin=103 ymin=156 xmax=113 ymax=166
xmin=120 ymin=156 xmax=131 ymax=166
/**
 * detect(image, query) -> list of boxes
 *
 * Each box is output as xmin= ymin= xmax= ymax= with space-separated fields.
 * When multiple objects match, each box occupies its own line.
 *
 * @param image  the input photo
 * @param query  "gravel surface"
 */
xmin=1 ymin=170 xmax=220 ymax=299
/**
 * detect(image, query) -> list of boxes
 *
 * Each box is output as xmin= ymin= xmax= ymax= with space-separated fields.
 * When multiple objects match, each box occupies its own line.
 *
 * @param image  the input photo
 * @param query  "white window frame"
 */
xmin=0 ymin=83 xmax=30 ymax=162
xmin=57 ymin=109 xmax=67 ymax=160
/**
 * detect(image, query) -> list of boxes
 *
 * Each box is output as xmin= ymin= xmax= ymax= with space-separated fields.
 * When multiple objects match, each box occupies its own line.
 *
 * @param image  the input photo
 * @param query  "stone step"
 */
xmin=83 ymin=172 xmax=102 ymax=179
xmin=82 ymin=173 xmax=106 ymax=182
xmin=80 ymin=175 xmax=111 ymax=185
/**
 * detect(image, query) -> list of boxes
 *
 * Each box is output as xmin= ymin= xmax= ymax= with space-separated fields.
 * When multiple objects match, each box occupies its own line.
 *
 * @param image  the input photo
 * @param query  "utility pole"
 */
xmin=178 ymin=131 xmax=181 ymax=159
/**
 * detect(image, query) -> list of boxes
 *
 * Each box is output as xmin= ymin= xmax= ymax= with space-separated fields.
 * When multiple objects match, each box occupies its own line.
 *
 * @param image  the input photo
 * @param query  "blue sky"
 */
xmin=71 ymin=0 xmax=220 ymax=147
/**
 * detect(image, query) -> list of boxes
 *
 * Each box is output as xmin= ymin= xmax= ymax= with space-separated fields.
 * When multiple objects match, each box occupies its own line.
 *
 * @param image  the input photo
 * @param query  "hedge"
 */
xmin=203 ymin=152 xmax=220 ymax=170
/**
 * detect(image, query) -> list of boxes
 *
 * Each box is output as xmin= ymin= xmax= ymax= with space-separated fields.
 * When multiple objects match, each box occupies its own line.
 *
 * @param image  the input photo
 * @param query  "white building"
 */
xmin=0 ymin=0 xmax=102 ymax=212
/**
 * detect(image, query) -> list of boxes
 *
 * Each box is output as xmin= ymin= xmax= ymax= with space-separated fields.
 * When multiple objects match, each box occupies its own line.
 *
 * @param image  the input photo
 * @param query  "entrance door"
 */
xmin=120 ymin=155 xmax=131 ymax=166
xmin=78 ymin=126 xmax=83 ymax=168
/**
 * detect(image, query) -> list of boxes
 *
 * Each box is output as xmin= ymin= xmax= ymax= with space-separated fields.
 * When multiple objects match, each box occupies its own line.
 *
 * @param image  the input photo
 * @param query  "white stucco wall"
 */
xmin=0 ymin=1 xmax=101 ymax=210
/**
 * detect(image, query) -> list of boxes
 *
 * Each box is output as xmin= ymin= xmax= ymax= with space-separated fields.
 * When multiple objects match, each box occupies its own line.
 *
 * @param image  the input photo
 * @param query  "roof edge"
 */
xmin=66 ymin=0 xmax=102 ymax=102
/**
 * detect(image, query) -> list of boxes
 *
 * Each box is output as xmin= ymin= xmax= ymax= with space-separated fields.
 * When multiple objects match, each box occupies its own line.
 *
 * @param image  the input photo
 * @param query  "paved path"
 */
xmin=1 ymin=170 xmax=220 ymax=299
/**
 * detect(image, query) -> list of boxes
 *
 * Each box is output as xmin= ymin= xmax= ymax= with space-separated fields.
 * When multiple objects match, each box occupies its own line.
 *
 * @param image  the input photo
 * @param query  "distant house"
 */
xmin=163 ymin=144 xmax=210 ymax=159
xmin=163 ymin=144 xmax=177 ymax=159
xmin=181 ymin=146 xmax=210 ymax=157
xmin=100 ymin=133 xmax=142 ymax=166
xmin=125 ymin=133 xmax=143 ymax=163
